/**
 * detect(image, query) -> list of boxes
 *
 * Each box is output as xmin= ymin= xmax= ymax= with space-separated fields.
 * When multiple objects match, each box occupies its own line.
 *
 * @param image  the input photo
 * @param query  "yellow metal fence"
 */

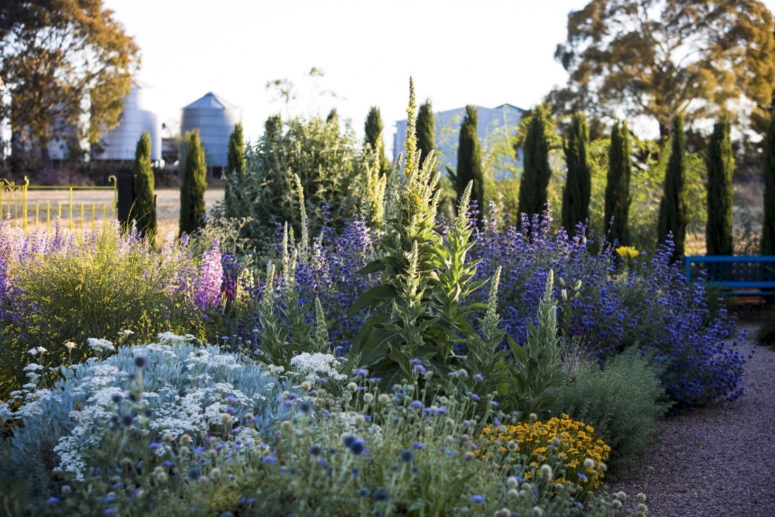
xmin=0 ymin=176 xmax=118 ymax=232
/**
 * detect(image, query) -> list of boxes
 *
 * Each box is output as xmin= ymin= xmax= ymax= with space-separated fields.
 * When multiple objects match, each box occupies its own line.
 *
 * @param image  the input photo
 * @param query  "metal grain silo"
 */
xmin=94 ymin=81 xmax=162 ymax=162
xmin=180 ymin=92 xmax=241 ymax=169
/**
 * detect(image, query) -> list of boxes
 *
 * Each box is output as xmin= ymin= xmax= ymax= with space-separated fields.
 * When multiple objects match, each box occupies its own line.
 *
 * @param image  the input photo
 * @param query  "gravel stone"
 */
xmin=608 ymin=322 xmax=775 ymax=516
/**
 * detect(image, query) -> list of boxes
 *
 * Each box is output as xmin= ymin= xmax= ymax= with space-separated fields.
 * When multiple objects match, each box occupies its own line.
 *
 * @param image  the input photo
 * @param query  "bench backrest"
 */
xmin=684 ymin=256 xmax=775 ymax=292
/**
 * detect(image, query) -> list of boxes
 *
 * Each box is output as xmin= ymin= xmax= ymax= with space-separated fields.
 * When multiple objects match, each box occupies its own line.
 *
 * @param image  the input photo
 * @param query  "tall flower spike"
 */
xmin=314 ymin=297 xmax=329 ymax=353
xmin=404 ymin=77 xmax=418 ymax=176
xmin=293 ymin=174 xmax=309 ymax=261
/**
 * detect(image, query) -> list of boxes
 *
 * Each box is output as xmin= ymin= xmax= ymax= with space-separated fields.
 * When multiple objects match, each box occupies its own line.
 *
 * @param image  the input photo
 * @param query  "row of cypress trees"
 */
xmin=178 ymin=104 xmax=775 ymax=261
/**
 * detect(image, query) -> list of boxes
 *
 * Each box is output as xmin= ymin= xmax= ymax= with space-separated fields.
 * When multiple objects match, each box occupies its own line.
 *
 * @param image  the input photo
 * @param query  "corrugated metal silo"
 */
xmin=94 ymin=81 xmax=162 ymax=162
xmin=180 ymin=92 xmax=242 ymax=169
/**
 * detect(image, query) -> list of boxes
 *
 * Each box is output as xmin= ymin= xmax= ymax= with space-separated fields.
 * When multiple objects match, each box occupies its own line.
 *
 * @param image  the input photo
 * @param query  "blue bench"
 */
xmin=684 ymin=256 xmax=775 ymax=296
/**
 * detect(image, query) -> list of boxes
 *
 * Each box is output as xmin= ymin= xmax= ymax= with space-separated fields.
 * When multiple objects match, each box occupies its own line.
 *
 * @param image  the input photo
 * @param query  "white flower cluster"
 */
xmin=290 ymin=352 xmax=347 ymax=382
xmin=86 ymin=338 xmax=115 ymax=354
xmin=6 ymin=335 xmax=286 ymax=482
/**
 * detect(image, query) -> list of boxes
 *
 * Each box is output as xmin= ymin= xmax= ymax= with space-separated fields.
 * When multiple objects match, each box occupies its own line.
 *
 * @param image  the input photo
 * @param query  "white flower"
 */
xmin=64 ymin=342 xmax=77 ymax=352
xmin=87 ymin=338 xmax=115 ymax=353
xmin=290 ymin=352 xmax=346 ymax=381
xmin=23 ymin=363 xmax=44 ymax=372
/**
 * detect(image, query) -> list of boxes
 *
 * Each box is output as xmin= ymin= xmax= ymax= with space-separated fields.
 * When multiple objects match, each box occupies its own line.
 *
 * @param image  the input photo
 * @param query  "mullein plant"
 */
xmin=347 ymin=79 xmax=489 ymax=388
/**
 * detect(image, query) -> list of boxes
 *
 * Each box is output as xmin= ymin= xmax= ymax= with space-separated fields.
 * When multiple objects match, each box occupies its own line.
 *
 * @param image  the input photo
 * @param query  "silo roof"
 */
xmin=183 ymin=92 xmax=238 ymax=110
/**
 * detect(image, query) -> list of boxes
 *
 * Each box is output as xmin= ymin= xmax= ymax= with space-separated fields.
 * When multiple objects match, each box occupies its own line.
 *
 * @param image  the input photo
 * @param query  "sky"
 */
xmin=103 ymin=0 xmax=591 ymax=153
xmin=103 ymin=0 xmax=775 ymax=154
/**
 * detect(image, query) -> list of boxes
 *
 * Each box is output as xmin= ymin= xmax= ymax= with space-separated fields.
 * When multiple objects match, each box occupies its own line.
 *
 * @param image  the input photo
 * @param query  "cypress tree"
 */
xmin=658 ymin=115 xmax=688 ymax=258
xmin=604 ymin=121 xmax=632 ymax=245
xmin=224 ymin=122 xmax=246 ymax=218
xmin=705 ymin=116 xmax=734 ymax=255
xmin=561 ymin=112 xmax=591 ymax=233
xmin=179 ymin=129 xmax=207 ymax=236
xmin=326 ymin=108 xmax=339 ymax=127
xmin=364 ymin=106 xmax=389 ymax=174
xmin=417 ymin=99 xmax=435 ymax=169
xmin=132 ymin=131 xmax=156 ymax=239
xmin=456 ymin=105 xmax=485 ymax=222
xmin=764 ymin=113 xmax=775 ymax=255
xmin=518 ymin=105 xmax=552 ymax=219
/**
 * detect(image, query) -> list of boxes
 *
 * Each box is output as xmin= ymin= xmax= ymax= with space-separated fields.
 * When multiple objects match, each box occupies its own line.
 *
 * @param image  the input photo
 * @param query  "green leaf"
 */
xmin=348 ymin=284 xmax=397 ymax=314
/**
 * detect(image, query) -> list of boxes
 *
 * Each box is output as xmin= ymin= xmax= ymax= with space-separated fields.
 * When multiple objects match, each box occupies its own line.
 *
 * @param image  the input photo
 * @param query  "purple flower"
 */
xmin=433 ymin=407 xmax=448 ymax=415
xmin=471 ymin=495 xmax=485 ymax=504
xmin=148 ymin=442 xmax=162 ymax=451
xmin=409 ymin=400 xmax=424 ymax=409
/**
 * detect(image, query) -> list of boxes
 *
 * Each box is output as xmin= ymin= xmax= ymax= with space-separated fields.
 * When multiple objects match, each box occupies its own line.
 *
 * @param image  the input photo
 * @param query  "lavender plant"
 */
xmin=471 ymin=212 xmax=744 ymax=407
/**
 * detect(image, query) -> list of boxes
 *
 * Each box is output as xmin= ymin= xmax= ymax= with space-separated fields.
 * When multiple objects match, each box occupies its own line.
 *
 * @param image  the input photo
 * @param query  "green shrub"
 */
xmin=0 ymin=224 xmax=207 ymax=400
xmin=220 ymin=113 xmax=383 ymax=256
xmin=562 ymin=351 xmax=671 ymax=474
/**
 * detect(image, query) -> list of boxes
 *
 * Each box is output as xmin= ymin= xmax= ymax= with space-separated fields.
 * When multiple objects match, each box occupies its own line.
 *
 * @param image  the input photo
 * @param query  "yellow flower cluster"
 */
xmin=479 ymin=414 xmax=611 ymax=491
xmin=615 ymin=246 xmax=640 ymax=260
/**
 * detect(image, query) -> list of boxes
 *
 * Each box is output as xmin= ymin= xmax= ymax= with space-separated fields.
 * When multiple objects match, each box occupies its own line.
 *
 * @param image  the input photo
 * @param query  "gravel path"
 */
xmin=608 ymin=322 xmax=775 ymax=516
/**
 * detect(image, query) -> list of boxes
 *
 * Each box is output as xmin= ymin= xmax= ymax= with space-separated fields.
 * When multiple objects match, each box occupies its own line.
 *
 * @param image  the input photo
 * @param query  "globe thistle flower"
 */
xmin=494 ymin=509 xmax=511 ymax=517
xmin=531 ymin=507 xmax=543 ymax=516
xmin=347 ymin=382 xmax=358 ymax=392
xmin=399 ymin=450 xmax=414 ymax=463
xmin=309 ymin=444 xmax=323 ymax=456
xmin=133 ymin=355 xmax=147 ymax=369
xmin=539 ymin=464 xmax=552 ymax=482
xmin=583 ymin=458 xmax=595 ymax=469
xmin=281 ymin=420 xmax=292 ymax=431
xmin=377 ymin=393 xmax=390 ymax=404
xmin=373 ymin=487 xmax=389 ymax=502
xmin=349 ymin=439 xmax=366 ymax=455
xmin=363 ymin=393 xmax=374 ymax=403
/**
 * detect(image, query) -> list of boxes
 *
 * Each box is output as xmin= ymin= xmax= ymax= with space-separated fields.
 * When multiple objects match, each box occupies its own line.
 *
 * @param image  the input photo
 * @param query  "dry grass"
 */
xmin=1 ymin=188 xmax=224 ymax=246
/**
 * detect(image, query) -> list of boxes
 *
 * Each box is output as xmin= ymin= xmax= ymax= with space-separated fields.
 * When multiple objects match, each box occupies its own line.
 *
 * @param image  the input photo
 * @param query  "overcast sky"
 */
xmin=104 ymin=0 xmax=775 ymax=152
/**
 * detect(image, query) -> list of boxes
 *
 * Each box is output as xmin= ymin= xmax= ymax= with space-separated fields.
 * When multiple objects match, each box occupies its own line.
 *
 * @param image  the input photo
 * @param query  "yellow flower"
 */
xmin=615 ymin=246 xmax=640 ymax=260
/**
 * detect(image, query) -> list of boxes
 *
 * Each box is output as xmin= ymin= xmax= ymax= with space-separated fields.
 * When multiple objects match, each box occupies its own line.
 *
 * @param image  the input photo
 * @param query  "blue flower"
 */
xmin=471 ymin=495 xmax=485 ymax=503
xmin=298 ymin=400 xmax=312 ymax=414
xmin=373 ymin=487 xmax=389 ymax=502
xmin=358 ymin=487 xmax=369 ymax=498
xmin=399 ymin=449 xmax=414 ymax=463
xmin=46 ymin=497 xmax=59 ymax=504
xmin=134 ymin=355 xmax=147 ymax=368
xmin=349 ymin=439 xmax=366 ymax=455
xmin=409 ymin=400 xmax=424 ymax=409
xmin=433 ymin=407 xmax=448 ymax=415
xmin=148 ymin=442 xmax=161 ymax=451
xmin=470 ymin=393 xmax=481 ymax=401
xmin=343 ymin=434 xmax=357 ymax=448
xmin=412 ymin=442 xmax=425 ymax=450
xmin=309 ymin=444 xmax=323 ymax=456
xmin=187 ymin=467 xmax=201 ymax=481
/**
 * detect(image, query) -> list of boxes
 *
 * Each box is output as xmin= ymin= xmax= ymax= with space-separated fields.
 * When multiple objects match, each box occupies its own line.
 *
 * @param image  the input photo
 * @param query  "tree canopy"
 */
xmin=552 ymin=0 xmax=775 ymax=140
xmin=1 ymin=0 xmax=139 ymax=162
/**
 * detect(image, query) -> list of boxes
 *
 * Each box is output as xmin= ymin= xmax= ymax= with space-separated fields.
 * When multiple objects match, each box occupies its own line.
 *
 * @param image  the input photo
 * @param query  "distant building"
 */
xmin=393 ymin=104 xmax=524 ymax=178
xmin=180 ymin=92 xmax=242 ymax=172
xmin=92 ymin=81 xmax=162 ymax=163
